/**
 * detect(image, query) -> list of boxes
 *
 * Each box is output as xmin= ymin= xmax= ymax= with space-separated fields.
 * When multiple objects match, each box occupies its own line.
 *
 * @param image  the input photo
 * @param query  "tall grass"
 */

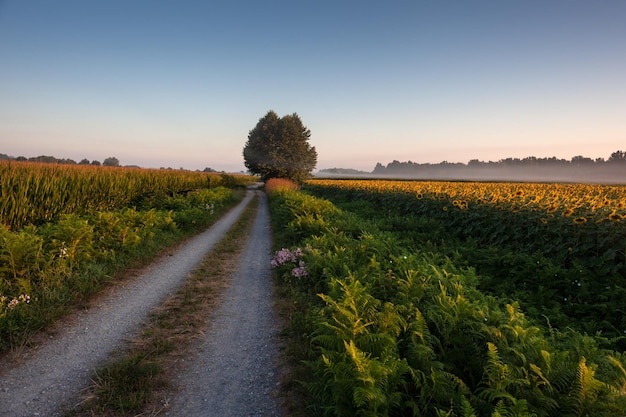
xmin=0 ymin=161 xmax=254 ymax=230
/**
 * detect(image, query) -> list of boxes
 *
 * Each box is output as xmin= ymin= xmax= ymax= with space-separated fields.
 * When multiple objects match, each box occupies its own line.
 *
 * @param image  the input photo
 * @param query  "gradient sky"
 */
xmin=1 ymin=1 xmax=625 ymax=172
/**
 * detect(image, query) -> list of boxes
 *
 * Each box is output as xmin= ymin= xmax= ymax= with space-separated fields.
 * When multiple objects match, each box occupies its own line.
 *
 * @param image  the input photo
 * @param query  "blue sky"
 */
xmin=1 ymin=1 xmax=625 ymax=172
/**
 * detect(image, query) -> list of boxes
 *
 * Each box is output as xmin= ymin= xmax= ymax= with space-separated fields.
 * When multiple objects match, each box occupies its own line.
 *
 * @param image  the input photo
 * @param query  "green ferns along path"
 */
xmin=268 ymin=187 xmax=626 ymax=417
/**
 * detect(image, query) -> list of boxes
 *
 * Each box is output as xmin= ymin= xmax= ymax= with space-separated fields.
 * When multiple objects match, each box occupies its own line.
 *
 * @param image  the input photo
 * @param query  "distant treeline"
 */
xmin=0 ymin=153 xmax=121 ymax=167
xmin=0 ymin=153 xmax=219 ymax=172
xmin=320 ymin=151 xmax=626 ymax=183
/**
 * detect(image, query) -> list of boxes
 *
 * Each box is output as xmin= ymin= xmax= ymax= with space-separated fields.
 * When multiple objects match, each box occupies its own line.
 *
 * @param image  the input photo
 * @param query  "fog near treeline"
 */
xmin=317 ymin=153 xmax=626 ymax=184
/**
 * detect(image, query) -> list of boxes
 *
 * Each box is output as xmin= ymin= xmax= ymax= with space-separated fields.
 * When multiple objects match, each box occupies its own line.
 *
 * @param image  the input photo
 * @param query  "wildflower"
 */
xmin=271 ymin=248 xmax=301 ymax=267
xmin=59 ymin=247 xmax=69 ymax=259
xmin=292 ymin=262 xmax=308 ymax=278
xmin=271 ymin=247 xmax=308 ymax=279
xmin=4 ymin=294 xmax=30 ymax=310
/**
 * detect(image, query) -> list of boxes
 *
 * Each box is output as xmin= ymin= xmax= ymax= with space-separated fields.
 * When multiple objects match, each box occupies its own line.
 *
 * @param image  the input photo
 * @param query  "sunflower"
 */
xmin=609 ymin=212 xmax=622 ymax=221
xmin=573 ymin=217 xmax=587 ymax=224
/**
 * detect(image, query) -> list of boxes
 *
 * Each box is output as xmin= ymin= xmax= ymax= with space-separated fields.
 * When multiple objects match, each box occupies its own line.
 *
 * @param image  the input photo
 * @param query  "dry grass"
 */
xmin=265 ymin=178 xmax=299 ymax=193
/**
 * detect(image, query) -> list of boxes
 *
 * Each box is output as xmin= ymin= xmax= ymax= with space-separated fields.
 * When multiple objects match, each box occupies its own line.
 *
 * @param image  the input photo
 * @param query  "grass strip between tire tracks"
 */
xmin=67 ymin=194 xmax=260 ymax=417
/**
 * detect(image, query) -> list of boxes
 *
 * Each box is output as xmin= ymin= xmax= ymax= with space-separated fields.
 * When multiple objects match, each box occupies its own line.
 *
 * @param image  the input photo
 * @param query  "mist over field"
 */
xmin=317 ymin=155 xmax=626 ymax=184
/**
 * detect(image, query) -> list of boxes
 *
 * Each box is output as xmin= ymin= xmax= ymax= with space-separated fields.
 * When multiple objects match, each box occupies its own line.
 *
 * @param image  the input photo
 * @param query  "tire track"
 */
xmin=164 ymin=190 xmax=282 ymax=416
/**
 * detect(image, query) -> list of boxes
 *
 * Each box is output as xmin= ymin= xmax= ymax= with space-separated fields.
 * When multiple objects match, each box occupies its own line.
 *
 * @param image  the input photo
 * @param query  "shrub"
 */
xmin=265 ymin=178 xmax=299 ymax=194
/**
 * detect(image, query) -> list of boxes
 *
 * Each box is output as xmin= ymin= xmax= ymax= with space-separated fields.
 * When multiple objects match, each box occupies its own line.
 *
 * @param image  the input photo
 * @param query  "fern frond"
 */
xmin=460 ymin=395 xmax=478 ymax=417
xmin=484 ymin=342 xmax=509 ymax=388
xmin=606 ymin=355 xmax=626 ymax=395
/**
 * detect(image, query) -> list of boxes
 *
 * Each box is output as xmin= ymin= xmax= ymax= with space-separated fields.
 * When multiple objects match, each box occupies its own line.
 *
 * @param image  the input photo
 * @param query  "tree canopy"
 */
xmin=103 ymin=157 xmax=120 ymax=167
xmin=243 ymin=110 xmax=317 ymax=182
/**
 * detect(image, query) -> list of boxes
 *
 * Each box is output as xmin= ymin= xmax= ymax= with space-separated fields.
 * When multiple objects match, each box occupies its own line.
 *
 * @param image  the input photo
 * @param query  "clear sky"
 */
xmin=1 ymin=1 xmax=625 ymax=172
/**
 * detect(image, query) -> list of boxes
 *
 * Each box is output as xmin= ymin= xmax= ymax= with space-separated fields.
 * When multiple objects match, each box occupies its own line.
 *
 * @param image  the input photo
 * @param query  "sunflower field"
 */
xmin=304 ymin=179 xmax=626 ymax=346
xmin=268 ymin=179 xmax=626 ymax=417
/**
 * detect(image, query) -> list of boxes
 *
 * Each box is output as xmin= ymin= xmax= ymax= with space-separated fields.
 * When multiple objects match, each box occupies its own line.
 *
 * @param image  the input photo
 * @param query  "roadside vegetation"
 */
xmin=268 ymin=179 xmax=626 ymax=417
xmin=0 ymin=161 xmax=255 ymax=352
xmin=67 ymin=195 xmax=259 ymax=416
xmin=305 ymin=179 xmax=626 ymax=350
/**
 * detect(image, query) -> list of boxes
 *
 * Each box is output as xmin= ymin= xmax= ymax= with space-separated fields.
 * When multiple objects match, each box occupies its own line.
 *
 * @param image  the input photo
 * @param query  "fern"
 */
xmin=606 ymin=355 xmax=626 ymax=395
xmin=478 ymin=342 xmax=522 ymax=406
xmin=460 ymin=396 xmax=478 ymax=417
xmin=317 ymin=278 xmax=378 ymax=341
xmin=570 ymin=358 xmax=603 ymax=417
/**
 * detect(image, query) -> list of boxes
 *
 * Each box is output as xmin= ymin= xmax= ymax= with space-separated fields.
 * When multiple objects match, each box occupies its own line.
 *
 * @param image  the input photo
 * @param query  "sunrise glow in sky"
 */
xmin=1 ymin=1 xmax=625 ymax=172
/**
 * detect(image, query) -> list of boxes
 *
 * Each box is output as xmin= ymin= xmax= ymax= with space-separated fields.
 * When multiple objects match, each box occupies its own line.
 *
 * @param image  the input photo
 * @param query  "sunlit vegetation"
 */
xmin=304 ymin=179 xmax=626 ymax=346
xmin=0 ymin=161 xmax=255 ymax=351
xmin=265 ymin=178 xmax=299 ymax=193
xmin=268 ymin=181 xmax=626 ymax=417
xmin=0 ymin=161 xmax=255 ymax=230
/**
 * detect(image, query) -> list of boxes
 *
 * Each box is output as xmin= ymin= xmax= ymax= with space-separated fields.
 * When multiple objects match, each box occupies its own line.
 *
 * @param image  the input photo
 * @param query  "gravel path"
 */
xmin=0 ymin=189 xmax=269 ymax=417
xmin=165 ymin=191 xmax=283 ymax=417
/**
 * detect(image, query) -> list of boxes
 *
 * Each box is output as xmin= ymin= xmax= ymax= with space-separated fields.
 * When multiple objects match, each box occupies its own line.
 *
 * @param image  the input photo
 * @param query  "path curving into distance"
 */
xmin=0 ymin=189 xmax=278 ymax=417
xmin=164 ymin=191 xmax=282 ymax=416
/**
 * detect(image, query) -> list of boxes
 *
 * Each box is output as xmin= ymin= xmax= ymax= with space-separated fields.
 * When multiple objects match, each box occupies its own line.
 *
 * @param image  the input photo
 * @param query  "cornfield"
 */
xmin=0 ymin=161 xmax=247 ymax=230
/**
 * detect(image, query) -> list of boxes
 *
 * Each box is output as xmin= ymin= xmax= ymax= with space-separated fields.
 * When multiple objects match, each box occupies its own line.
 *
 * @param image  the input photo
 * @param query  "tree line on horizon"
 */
xmin=0 ymin=153 xmax=221 ymax=172
xmin=0 ymin=153 xmax=121 ymax=167
xmin=320 ymin=150 xmax=626 ymax=180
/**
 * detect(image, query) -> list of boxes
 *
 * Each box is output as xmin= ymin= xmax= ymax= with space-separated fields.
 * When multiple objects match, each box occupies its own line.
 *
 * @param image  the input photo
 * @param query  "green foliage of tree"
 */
xmin=103 ymin=157 xmax=120 ymax=167
xmin=243 ymin=110 xmax=317 ymax=182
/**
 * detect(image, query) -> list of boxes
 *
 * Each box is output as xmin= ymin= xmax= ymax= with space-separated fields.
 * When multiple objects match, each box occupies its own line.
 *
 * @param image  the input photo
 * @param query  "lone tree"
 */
xmin=243 ymin=110 xmax=317 ymax=182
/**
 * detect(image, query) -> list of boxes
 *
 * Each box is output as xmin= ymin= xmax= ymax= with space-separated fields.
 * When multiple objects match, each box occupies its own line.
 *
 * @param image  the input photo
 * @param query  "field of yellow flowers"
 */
xmin=306 ymin=179 xmax=626 ymax=224
xmin=303 ymin=179 xmax=626 ymax=345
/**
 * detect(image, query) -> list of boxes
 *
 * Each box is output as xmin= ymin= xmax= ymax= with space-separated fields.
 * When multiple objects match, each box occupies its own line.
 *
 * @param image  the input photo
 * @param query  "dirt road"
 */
xmin=165 ymin=191 xmax=282 ymax=416
xmin=0 ymin=189 xmax=282 ymax=417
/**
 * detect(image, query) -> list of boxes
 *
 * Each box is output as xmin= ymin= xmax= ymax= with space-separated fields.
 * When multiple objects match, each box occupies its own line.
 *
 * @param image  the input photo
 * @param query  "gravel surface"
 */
xmin=0 ymin=190 xmax=264 ymax=417
xmin=165 ymin=191 xmax=283 ymax=417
